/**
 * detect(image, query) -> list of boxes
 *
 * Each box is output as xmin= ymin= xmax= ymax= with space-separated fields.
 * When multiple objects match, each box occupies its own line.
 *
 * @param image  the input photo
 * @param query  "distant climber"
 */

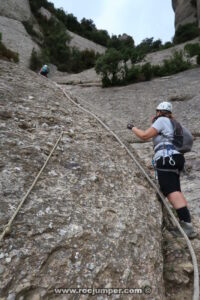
xmin=127 ymin=101 xmax=197 ymax=238
xmin=40 ymin=64 xmax=49 ymax=77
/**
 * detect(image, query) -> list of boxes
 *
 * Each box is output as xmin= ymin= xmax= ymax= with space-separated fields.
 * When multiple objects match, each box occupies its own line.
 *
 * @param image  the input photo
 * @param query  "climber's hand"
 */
xmin=127 ymin=123 xmax=134 ymax=130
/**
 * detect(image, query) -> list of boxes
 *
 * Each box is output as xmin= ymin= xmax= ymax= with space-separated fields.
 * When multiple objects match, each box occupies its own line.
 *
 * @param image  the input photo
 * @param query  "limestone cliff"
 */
xmin=0 ymin=0 xmax=32 ymax=22
xmin=0 ymin=0 xmax=40 ymax=67
xmin=172 ymin=0 xmax=200 ymax=29
xmin=0 ymin=16 xmax=40 ymax=67
xmin=0 ymin=60 xmax=164 ymax=299
xmin=67 ymin=30 xmax=106 ymax=55
xmin=0 ymin=1 xmax=106 ymax=68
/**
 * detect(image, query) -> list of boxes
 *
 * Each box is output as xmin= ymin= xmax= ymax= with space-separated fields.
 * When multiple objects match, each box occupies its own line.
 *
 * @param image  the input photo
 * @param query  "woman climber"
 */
xmin=127 ymin=101 xmax=196 ymax=238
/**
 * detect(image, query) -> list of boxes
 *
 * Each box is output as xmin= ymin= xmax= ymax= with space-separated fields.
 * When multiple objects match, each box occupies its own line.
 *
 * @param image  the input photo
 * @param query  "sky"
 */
xmin=50 ymin=0 xmax=175 ymax=45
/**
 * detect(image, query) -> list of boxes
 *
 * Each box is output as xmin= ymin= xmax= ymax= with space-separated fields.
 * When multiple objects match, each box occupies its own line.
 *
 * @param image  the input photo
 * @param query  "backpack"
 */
xmin=41 ymin=65 xmax=48 ymax=73
xmin=170 ymin=119 xmax=193 ymax=153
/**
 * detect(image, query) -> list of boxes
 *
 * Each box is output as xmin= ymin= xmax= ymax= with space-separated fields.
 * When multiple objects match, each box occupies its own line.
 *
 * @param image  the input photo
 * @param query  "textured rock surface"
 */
xmin=65 ymin=67 xmax=200 ymax=213
xmin=38 ymin=7 xmax=52 ymax=21
xmin=0 ymin=60 xmax=164 ymax=299
xmin=63 ymin=66 xmax=200 ymax=299
xmin=172 ymin=0 xmax=197 ymax=29
xmin=67 ymin=30 xmax=106 ymax=54
xmin=143 ymin=38 xmax=200 ymax=66
xmin=0 ymin=0 xmax=31 ymax=22
xmin=52 ymin=68 xmax=101 ymax=86
xmin=172 ymin=0 xmax=200 ymax=29
xmin=0 ymin=16 xmax=40 ymax=67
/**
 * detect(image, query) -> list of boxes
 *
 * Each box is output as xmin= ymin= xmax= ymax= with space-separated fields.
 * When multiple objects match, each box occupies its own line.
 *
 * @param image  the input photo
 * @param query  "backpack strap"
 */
xmin=170 ymin=119 xmax=183 ymax=148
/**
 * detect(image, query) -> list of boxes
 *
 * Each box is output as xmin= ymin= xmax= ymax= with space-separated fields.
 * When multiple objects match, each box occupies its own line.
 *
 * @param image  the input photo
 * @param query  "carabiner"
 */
xmin=169 ymin=156 xmax=176 ymax=166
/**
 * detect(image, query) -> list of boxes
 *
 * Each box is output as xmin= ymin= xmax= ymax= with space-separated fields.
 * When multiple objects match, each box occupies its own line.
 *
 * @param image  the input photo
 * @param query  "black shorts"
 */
xmin=156 ymin=154 xmax=185 ymax=197
xmin=40 ymin=71 xmax=48 ymax=77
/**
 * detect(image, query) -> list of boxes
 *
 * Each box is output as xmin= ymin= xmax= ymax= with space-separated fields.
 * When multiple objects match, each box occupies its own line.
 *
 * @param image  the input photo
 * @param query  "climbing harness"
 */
xmin=152 ymin=158 xmax=179 ymax=180
xmin=154 ymin=143 xmax=175 ymax=153
xmin=169 ymin=155 xmax=176 ymax=166
xmin=0 ymin=83 xmax=198 ymax=300
xmin=153 ymin=142 xmax=179 ymax=178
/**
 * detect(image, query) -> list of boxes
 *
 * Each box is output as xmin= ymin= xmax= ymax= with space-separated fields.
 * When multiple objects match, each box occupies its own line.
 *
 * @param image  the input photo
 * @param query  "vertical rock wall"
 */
xmin=0 ymin=60 xmax=164 ymax=299
xmin=0 ymin=0 xmax=32 ymax=22
xmin=172 ymin=0 xmax=200 ymax=29
xmin=0 ymin=0 xmax=40 ymax=67
xmin=0 ymin=16 xmax=40 ymax=67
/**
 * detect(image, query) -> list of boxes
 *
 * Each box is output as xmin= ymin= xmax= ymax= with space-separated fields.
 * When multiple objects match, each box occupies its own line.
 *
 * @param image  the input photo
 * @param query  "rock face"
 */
xmin=142 ymin=38 xmax=199 ymax=66
xmin=62 ymin=64 xmax=200 ymax=299
xmin=0 ymin=0 xmax=32 ymax=22
xmin=65 ymin=66 xmax=200 ymax=209
xmin=52 ymin=68 xmax=101 ymax=86
xmin=0 ymin=16 xmax=40 ymax=67
xmin=0 ymin=0 xmax=41 ymax=67
xmin=172 ymin=0 xmax=200 ymax=29
xmin=1 ymin=51 xmax=200 ymax=299
xmin=67 ymin=29 xmax=106 ymax=54
xmin=38 ymin=6 xmax=52 ymax=21
xmin=0 ymin=60 xmax=164 ymax=299
xmin=0 ymin=1 xmax=105 ymax=68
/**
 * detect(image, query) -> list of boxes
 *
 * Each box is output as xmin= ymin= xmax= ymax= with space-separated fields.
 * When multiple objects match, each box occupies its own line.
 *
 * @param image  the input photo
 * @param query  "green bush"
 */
xmin=141 ymin=63 xmax=153 ymax=81
xmin=95 ymin=48 xmax=122 ymax=86
xmin=131 ymin=48 xmax=145 ymax=64
xmin=0 ymin=33 xmax=19 ymax=63
xmin=135 ymin=38 xmax=163 ymax=56
xmin=102 ymin=75 xmax=112 ymax=87
xmin=184 ymin=43 xmax=200 ymax=57
xmin=126 ymin=65 xmax=141 ymax=83
xmin=158 ymin=51 xmax=191 ymax=76
xmin=80 ymin=49 xmax=97 ymax=69
xmin=30 ymin=48 xmax=42 ymax=70
xmin=173 ymin=23 xmax=200 ymax=44
xmin=97 ymin=49 xmax=193 ymax=87
xmin=29 ymin=0 xmax=55 ymax=14
xmin=22 ymin=21 xmax=40 ymax=39
xmin=161 ymin=41 xmax=173 ymax=49
xmin=151 ymin=65 xmax=162 ymax=77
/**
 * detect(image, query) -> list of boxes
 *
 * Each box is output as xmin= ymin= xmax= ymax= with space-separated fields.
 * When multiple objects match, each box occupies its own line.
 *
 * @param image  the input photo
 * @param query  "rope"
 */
xmin=0 ymin=131 xmax=64 ymax=242
xmin=58 ymin=84 xmax=199 ymax=300
xmin=63 ymin=129 xmax=129 ymax=135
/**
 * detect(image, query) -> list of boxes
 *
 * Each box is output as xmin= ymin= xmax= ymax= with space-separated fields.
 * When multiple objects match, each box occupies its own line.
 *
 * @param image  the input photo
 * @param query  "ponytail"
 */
xmin=159 ymin=110 xmax=173 ymax=119
xmin=152 ymin=110 xmax=173 ymax=124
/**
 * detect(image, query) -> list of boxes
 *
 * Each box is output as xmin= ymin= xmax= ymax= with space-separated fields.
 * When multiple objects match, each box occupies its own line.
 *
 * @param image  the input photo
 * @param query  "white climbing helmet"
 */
xmin=156 ymin=101 xmax=172 ymax=112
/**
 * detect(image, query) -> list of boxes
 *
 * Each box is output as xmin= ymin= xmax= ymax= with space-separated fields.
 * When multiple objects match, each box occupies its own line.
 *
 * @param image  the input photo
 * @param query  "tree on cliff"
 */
xmin=95 ymin=49 xmax=122 ymax=87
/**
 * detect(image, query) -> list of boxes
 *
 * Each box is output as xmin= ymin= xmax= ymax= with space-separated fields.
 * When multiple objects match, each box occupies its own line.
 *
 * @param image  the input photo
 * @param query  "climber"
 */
xmin=40 ymin=64 xmax=49 ymax=77
xmin=127 ymin=101 xmax=197 ymax=238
